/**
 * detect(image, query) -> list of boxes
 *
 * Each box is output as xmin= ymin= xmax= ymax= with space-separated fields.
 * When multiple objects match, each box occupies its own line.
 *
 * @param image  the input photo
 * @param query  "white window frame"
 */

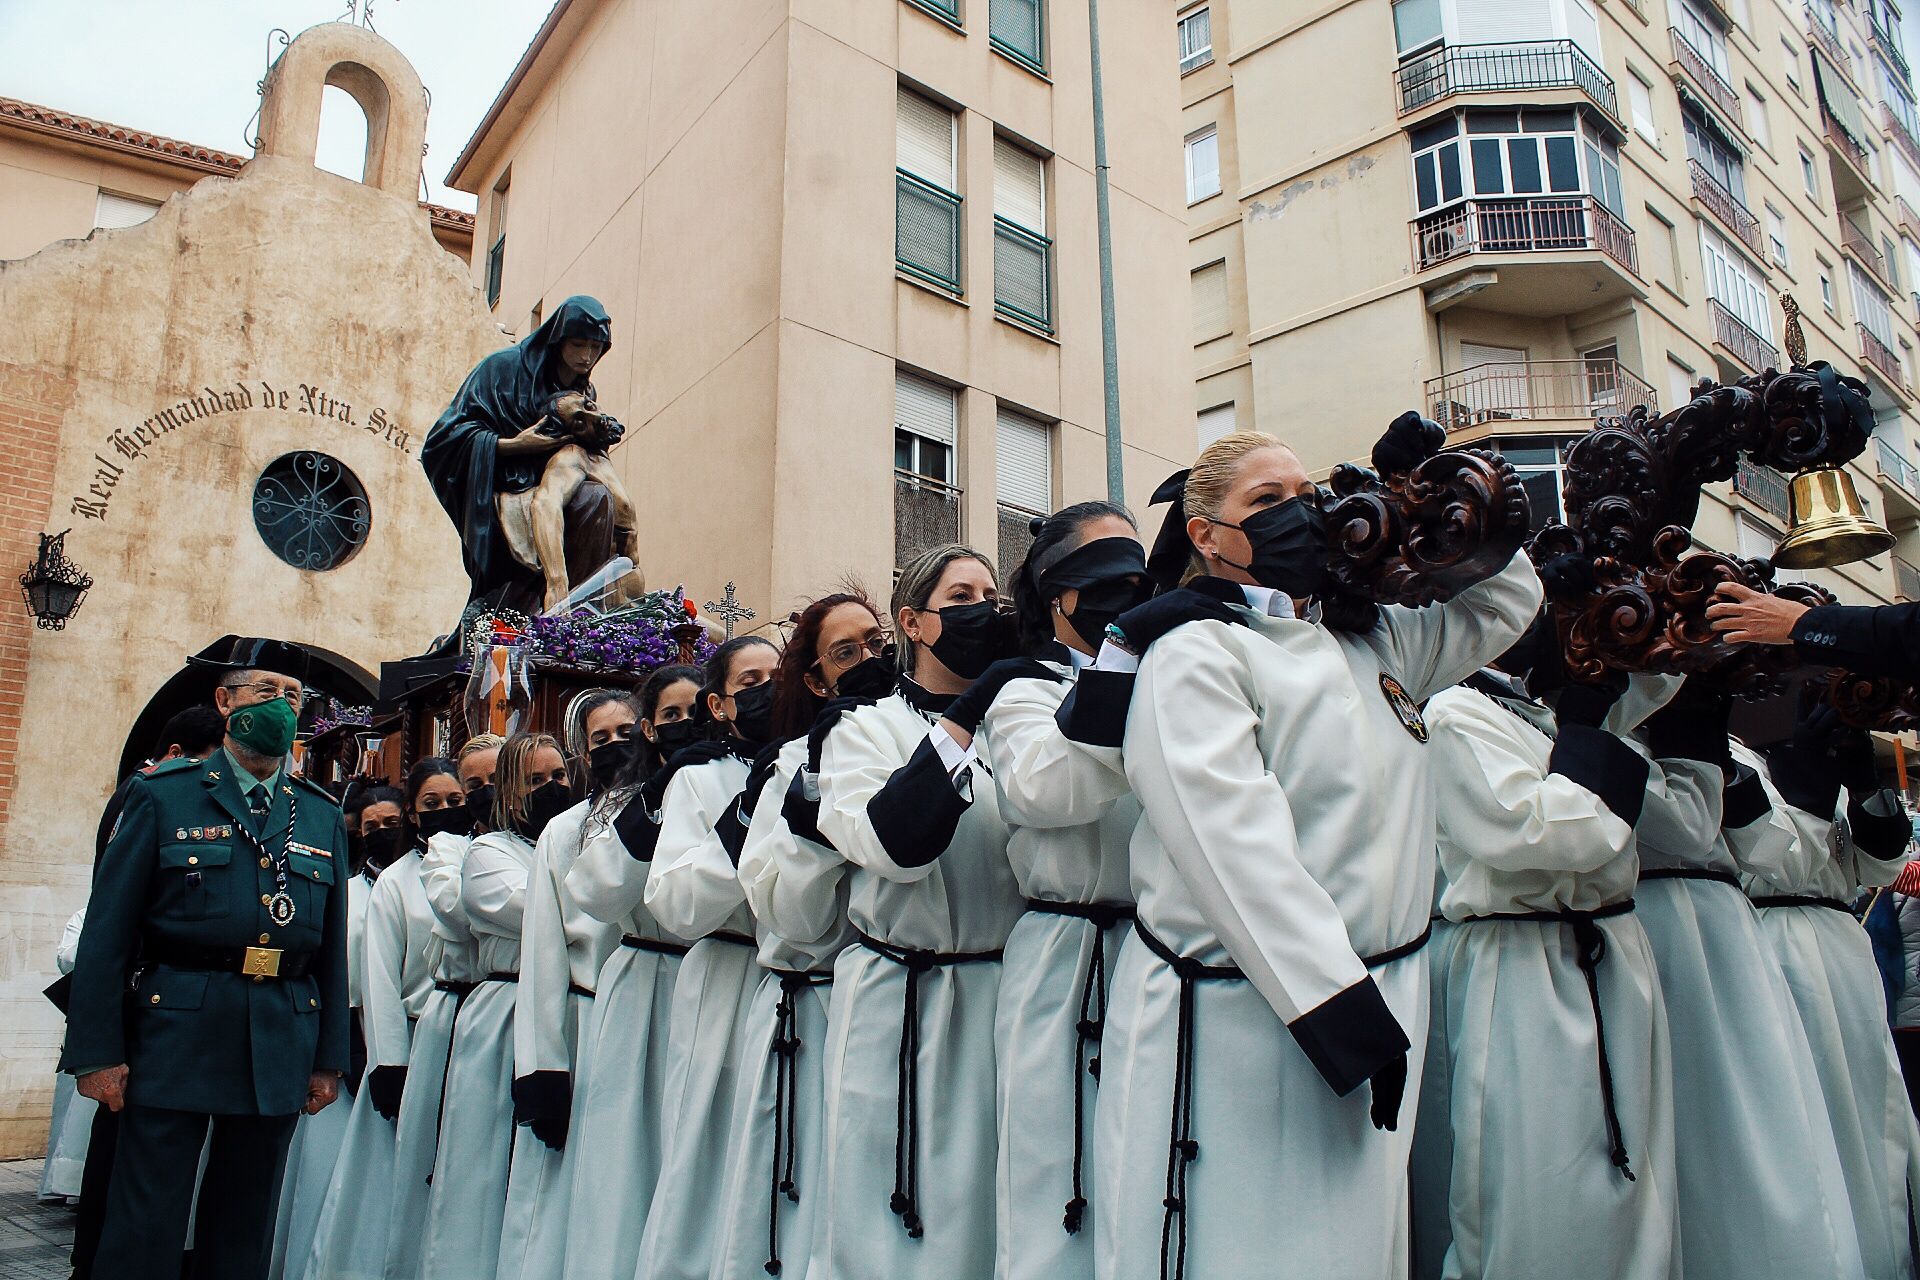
xmin=1178 ymin=6 xmax=1213 ymax=75
xmin=1628 ymin=70 xmax=1659 ymax=145
xmin=895 ymin=370 xmax=958 ymax=487
xmin=1185 ymin=125 xmax=1221 ymax=204
xmin=1700 ymin=222 xmax=1774 ymax=341
xmin=1765 ymin=203 xmax=1790 ymax=269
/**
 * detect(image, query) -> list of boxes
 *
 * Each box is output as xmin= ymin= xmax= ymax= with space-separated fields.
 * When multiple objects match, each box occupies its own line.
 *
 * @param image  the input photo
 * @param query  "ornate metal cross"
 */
xmin=704 ymin=582 xmax=755 ymax=639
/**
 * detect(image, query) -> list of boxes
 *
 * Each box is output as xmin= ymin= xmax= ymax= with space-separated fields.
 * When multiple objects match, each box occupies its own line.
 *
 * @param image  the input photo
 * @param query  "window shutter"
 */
xmin=897 ymin=89 xmax=955 ymax=187
xmin=1191 ymin=262 xmax=1228 ymax=339
xmin=994 ymin=139 xmax=1046 ymax=230
xmin=94 ymin=191 xmax=161 ymax=230
xmin=1564 ymin=0 xmax=1602 ymax=64
xmin=1453 ymin=0 xmax=1553 ymax=44
xmin=990 ymin=0 xmax=1045 ymax=67
xmin=1197 ymin=403 xmax=1237 ymax=447
xmin=896 ymin=371 xmax=957 ymax=446
xmin=995 ymin=408 xmax=1052 ymax=513
xmin=1186 ymin=128 xmax=1220 ymax=201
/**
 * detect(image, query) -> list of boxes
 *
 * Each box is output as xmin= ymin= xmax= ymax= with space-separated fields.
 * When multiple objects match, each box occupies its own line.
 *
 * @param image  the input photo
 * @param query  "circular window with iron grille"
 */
xmin=251 ymin=451 xmax=371 ymax=571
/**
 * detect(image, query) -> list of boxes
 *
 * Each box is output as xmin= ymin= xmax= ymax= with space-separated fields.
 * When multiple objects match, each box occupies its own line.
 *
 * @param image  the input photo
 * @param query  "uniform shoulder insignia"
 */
xmin=145 ymin=757 xmax=200 ymax=777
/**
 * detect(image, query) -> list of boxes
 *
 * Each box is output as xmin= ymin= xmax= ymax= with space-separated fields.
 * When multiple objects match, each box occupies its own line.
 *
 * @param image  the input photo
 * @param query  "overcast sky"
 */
xmin=0 ymin=0 xmax=553 ymax=210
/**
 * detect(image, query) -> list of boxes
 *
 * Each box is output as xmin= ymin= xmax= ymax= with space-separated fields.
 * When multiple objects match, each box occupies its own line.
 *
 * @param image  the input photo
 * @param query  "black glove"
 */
xmin=1536 ymin=552 xmax=1598 ymax=604
xmin=1643 ymin=677 xmax=1733 ymax=773
xmin=366 ymin=1065 xmax=407 ymax=1121
xmin=1370 ymin=410 xmax=1446 ymax=477
xmin=808 ymin=696 xmax=874 ymax=773
xmin=640 ymin=739 xmax=734 ymax=812
xmin=1554 ymin=672 xmax=1626 ymax=729
xmin=1765 ymin=702 xmax=1872 ymax=816
xmin=1369 ymin=1053 xmax=1409 ymax=1132
xmin=1112 ymin=584 xmax=1243 ymax=654
xmin=512 ymin=1071 xmax=573 ymax=1151
xmin=941 ymin=658 xmax=1061 ymax=734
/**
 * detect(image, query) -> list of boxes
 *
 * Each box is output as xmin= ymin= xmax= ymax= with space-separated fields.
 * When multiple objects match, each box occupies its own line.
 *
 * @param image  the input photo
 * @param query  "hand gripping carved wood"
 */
xmin=1319 ymin=448 xmax=1532 ymax=629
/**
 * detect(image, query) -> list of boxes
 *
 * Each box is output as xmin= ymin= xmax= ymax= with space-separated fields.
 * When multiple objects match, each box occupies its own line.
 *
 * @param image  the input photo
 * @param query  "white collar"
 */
xmin=1237 ymin=584 xmax=1298 ymax=620
xmin=1064 ymin=645 xmax=1092 ymax=672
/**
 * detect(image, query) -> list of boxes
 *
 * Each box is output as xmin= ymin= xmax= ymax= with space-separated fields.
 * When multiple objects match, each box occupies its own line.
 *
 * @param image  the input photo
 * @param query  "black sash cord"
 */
xmin=1639 ymin=866 xmax=1742 ymax=889
xmin=1023 ymin=898 xmax=1135 ymax=1236
xmin=621 ymin=933 xmax=693 ymax=957
xmin=1457 ymin=898 xmax=1638 ymax=1181
xmin=424 ymin=978 xmax=479 ymax=1186
xmin=1133 ymin=920 xmax=1432 ymax=1280
xmin=855 ymin=932 xmax=1004 ymax=1241
xmin=765 ymin=968 xmax=834 ymax=1277
xmin=1750 ymin=894 xmax=1852 ymax=912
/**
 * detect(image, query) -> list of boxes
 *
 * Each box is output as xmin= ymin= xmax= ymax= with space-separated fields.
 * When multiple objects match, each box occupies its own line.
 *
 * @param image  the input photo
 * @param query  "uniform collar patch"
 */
xmin=1379 ymin=673 xmax=1428 ymax=743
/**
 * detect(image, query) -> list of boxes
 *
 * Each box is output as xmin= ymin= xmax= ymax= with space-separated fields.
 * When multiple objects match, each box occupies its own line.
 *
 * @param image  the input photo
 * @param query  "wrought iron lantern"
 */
xmin=19 ymin=530 xmax=91 ymax=630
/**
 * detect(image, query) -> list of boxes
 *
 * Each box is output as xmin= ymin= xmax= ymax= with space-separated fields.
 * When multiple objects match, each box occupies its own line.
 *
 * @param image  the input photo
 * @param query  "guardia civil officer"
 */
xmin=63 ymin=637 xmax=349 ymax=1280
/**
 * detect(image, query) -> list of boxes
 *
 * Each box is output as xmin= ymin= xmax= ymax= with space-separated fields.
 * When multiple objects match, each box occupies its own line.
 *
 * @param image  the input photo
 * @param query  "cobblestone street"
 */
xmin=0 ymin=1160 xmax=74 ymax=1280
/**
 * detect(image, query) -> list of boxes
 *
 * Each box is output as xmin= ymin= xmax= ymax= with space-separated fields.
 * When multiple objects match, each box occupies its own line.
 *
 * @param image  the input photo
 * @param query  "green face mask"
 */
xmin=226 ymin=695 xmax=298 ymax=758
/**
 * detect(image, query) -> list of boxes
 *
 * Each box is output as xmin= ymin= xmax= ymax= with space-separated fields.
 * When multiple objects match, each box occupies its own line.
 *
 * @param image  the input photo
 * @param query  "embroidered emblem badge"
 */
xmin=1379 ymin=673 xmax=1429 ymax=743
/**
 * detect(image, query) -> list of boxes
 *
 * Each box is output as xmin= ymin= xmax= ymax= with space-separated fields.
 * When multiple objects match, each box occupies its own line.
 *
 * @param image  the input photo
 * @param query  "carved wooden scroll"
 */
xmin=1321 ymin=448 xmax=1532 ymax=619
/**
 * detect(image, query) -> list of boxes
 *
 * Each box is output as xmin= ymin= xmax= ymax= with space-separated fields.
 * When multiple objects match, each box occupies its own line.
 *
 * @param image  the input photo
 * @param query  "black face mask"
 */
xmin=519 ymin=779 xmax=575 ymax=840
xmin=1063 ymin=577 xmax=1151 ymax=651
xmin=587 ymin=738 xmax=637 ymax=792
xmin=728 ymin=681 xmax=776 ymax=746
xmin=466 ymin=784 xmax=496 ymax=833
xmin=362 ymin=826 xmax=405 ymax=870
xmin=415 ymin=805 xmax=470 ymax=843
xmin=1212 ymin=496 xmax=1328 ymax=597
xmin=651 ymin=719 xmax=699 ymax=755
xmin=834 ymin=652 xmax=897 ymax=699
xmin=924 ymin=600 xmax=1013 ymax=680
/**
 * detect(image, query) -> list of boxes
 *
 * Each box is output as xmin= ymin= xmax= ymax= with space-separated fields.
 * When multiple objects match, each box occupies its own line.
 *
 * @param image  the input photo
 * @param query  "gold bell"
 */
xmin=1773 ymin=466 xmax=1895 ymax=569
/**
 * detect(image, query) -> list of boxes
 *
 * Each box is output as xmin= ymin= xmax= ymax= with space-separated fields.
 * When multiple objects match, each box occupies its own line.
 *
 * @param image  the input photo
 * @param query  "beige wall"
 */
xmin=0 ymin=132 xmax=202 ymax=262
xmin=456 ymin=0 xmax=1193 ymax=620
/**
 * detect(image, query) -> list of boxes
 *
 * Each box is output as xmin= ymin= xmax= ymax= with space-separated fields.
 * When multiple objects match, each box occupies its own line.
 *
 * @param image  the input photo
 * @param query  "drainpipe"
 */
xmin=1089 ymin=0 xmax=1125 ymax=502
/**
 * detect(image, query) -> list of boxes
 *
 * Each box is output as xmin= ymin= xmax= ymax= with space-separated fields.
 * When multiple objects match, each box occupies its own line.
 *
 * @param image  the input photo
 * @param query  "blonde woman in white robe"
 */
xmin=386 ymin=734 xmax=497 ymax=1280
xmin=1631 ymin=683 xmax=1868 ymax=1280
xmin=494 ymin=693 xmax=634 ymax=1280
xmin=559 ymin=666 xmax=702 ymax=1280
xmin=712 ymin=592 xmax=882 ymax=1279
xmin=1741 ymin=713 xmax=1919 ymax=1280
xmin=810 ymin=544 xmax=1028 ymax=1280
xmin=1091 ymin=427 xmax=1540 ymax=1280
xmin=1410 ymin=660 xmax=1678 ymax=1280
xmin=418 ymin=733 xmax=571 ymax=1280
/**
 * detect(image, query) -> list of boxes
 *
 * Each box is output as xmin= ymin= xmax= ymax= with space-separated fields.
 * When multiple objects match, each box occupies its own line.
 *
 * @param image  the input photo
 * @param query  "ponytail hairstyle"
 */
xmin=1178 ymin=430 xmax=1287 ymax=585
xmin=890 ymin=543 xmax=997 ymax=676
xmin=1011 ymin=500 xmax=1137 ymax=653
xmin=770 ymin=590 xmax=885 ymax=741
xmin=492 ymin=731 xmax=563 ymax=835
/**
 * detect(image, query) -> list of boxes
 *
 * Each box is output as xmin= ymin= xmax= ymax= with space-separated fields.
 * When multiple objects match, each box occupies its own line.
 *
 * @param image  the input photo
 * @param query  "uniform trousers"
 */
xmin=94 ymin=1102 xmax=298 ymax=1280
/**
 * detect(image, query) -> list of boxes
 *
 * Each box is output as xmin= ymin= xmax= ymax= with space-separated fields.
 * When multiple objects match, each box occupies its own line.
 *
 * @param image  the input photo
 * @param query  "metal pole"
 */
xmin=1088 ymin=0 xmax=1125 ymax=503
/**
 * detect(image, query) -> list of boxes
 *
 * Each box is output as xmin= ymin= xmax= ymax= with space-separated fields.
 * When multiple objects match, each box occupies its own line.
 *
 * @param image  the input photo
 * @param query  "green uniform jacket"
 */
xmin=61 ymin=753 xmax=350 ymax=1116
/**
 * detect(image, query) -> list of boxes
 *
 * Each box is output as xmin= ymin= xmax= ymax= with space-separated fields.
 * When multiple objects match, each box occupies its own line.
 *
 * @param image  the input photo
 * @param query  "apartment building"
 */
xmin=447 ymin=0 xmax=1192 ymax=617
xmin=1177 ymin=0 xmax=1920 ymax=612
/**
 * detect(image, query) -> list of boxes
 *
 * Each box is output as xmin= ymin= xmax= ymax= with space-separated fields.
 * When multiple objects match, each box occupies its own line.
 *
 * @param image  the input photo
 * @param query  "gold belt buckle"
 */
xmin=242 ymin=946 xmax=283 ymax=979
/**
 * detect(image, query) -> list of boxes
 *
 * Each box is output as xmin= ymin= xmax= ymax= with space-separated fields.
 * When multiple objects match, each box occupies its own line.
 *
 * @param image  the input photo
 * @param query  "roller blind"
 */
xmin=1198 ymin=403 xmax=1237 ymax=447
xmin=1454 ymin=0 xmax=1553 ymax=44
xmin=94 ymin=191 xmax=161 ymax=229
xmin=996 ymin=408 xmax=1052 ymax=512
xmin=898 ymin=89 xmax=956 ymax=187
xmin=994 ymin=139 xmax=1045 ymax=230
xmin=1191 ymin=262 xmax=1228 ymax=339
xmin=896 ymin=371 xmax=957 ymax=445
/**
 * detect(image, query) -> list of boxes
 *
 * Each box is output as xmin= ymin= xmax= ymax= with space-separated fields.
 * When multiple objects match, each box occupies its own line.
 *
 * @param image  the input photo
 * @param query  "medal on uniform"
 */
xmin=267 ymin=891 xmax=296 ymax=925
xmin=233 ymin=788 xmax=302 ymax=925
xmin=1379 ymin=672 xmax=1429 ymax=743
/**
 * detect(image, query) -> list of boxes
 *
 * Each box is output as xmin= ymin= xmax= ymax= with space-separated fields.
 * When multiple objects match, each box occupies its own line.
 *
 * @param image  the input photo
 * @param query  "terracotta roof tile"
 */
xmin=0 ymin=95 xmax=245 ymax=173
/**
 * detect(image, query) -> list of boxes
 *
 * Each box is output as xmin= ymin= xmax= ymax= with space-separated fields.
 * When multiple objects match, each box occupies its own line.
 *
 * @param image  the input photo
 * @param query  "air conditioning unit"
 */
xmin=1422 ymin=225 xmax=1468 ymax=266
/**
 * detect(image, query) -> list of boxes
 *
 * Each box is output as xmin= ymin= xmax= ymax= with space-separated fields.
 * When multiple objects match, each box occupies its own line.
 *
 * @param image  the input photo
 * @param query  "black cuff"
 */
xmin=867 ymin=738 xmax=971 ymax=870
xmin=613 ymin=798 xmax=663 ymax=862
xmin=1644 ymin=706 xmax=1731 ymax=772
xmin=714 ymin=799 xmax=749 ymax=867
xmin=1849 ymin=790 xmax=1913 ymax=860
xmin=511 ymin=1070 xmax=572 ymax=1126
xmin=1548 ymin=725 xmax=1650 ymax=827
xmin=367 ymin=1064 xmax=407 ymax=1120
xmin=1286 ymin=975 xmax=1412 ymax=1098
xmin=1721 ymin=765 xmax=1773 ymax=830
xmin=781 ymin=772 xmax=832 ymax=849
xmin=1764 ymin=743 xmax=1843 ymax=819
xmin=1055 ymin=669 xmax=1135 ymax=748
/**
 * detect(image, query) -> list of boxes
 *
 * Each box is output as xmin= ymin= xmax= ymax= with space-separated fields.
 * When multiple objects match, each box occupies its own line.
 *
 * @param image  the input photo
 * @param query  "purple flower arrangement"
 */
xmin=308 ymin=702 xmax=373 ymax=737
xmin=522 ymin=608 xmax=714 ymax=674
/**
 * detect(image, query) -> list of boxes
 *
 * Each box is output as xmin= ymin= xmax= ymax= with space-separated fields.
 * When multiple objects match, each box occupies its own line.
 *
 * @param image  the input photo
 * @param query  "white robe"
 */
xmin=633 ymin=754 xmax=762 ymax=1280
xmin=41 ymin=908 xmax=93 ymax=1203
xmin=1740 ymin=746 xmax=1919 ymax=1280
xmin=716 ymin=736 xmax=859 ymax=1280
xmin=813 ymin=688 xmax=1025 ymax=1280
xmin=1634 ymin=741 xmax=1867 ymax=1280
xmin=496 ymin=802 xmax=620 ymax=1280
xmin=418 ymin=829 xmax=535 ymax=1280
xmin=306 ymin=849 xmax=436 ymax=1279
xmin=982 ymin=664 xmax=1136 ymax=1280
xmin=563 ymin=793 xmax=692 ymax=1280
xmin=1095 ymin=554 xmax=1540 ymax=1280
xmin=386 ymin=831 xmax=483 ymax=1280
xmin=1409 ymin=679 xmax=1678 ymax=1280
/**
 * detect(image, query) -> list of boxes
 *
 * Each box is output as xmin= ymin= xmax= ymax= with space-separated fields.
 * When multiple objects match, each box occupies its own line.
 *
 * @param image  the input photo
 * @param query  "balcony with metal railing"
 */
xmin=1896 ymin=555 xmax=1920 ymax=602
xmin=1394 ymin=40 xmax=1622 ymax=124
xmin=1805 ymin=4 xmax=1856 ymax=80
xmin=1734 ymin=458 xmax=1792 ymax=521
xmin=1877 ymin=436 xmax=1920 ymax=522
xmin=1424 ymin=359 xmax=1657 ymax=435
xmin=894 ymin=470 xmax=962 ymax=567
xmin=1860 ymin=323 xmax=1909 ymax=396
xmin=1412 ymin=197 xmax=1639 ymax=275
xmin=1669 ymin=28 xmax=1743 ymax=128
xmin=1871 ymin=21 xmax=1912 ymax=87
xmin=1823 ymin=109 xmax=1875 ymax=193
xmin=1900 ymin=196 xmax=1920 ymax=242
xmin=1887 ymin=104 xmax=1920 ymax=172
xmin=1688 ymin=160 xmax=1762 ymax=255
xmin=1842 ymin=215 xmax=1894 ymax=289
xmin=1709 ymin=299 xmax=1780 ymax=373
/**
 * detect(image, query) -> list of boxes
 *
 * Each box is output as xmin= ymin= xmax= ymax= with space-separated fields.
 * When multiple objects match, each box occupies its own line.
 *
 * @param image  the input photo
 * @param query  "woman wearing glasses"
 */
xmin=713 ymin=590 xmax=887 ymax=1279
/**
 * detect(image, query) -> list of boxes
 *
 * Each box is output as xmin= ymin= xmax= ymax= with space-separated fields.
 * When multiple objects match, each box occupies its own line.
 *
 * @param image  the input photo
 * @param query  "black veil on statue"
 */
xmin=420 ymin=295 xmax=617 ymax=615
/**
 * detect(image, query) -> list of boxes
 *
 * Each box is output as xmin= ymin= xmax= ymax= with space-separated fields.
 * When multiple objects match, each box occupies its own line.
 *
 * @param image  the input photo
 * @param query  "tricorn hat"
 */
xmin=186 ymin=636 xmax=311 ymax=684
